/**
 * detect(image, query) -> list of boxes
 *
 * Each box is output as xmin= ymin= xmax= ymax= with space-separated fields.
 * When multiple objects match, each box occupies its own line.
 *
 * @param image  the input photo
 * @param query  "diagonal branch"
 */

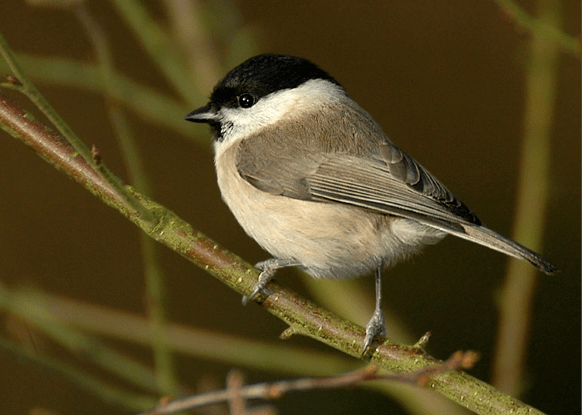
xmin=0 ymin=90 xmax=548 ymax=415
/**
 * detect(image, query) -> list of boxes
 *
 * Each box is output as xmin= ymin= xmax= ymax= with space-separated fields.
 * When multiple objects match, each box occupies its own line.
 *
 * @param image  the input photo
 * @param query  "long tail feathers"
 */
xmin=453 ymin=224 xmax=557 ymax=275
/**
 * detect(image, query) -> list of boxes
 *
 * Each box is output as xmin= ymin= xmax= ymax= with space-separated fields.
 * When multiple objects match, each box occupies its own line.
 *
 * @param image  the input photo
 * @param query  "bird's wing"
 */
xmin=235 ymin=111 xmax=556 ymax=274
xmin=236 ymin=114 xmax=480 ymax=229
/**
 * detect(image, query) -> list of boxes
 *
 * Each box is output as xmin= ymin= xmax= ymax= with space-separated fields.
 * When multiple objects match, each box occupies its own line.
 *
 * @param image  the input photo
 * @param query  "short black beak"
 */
xmin=185 ymin=105 xmax=217 ymax=124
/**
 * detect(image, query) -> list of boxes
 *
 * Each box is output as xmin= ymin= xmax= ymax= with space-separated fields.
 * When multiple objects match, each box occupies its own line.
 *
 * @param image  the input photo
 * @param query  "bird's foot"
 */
xmin=362 ymin=308 xmax=386 ymax=355
xmin=242 ymin=258 xmax=298 ymax=305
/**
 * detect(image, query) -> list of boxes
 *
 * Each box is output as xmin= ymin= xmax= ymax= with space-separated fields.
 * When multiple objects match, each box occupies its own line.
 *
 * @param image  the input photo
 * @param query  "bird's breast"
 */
xmin=214 ymin=142 xmax=440 ymax=279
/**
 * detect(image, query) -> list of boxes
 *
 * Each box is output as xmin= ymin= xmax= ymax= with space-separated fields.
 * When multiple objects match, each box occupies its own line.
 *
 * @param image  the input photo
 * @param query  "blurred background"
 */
xmin=0 ymin=1 xmax=579 ymax=414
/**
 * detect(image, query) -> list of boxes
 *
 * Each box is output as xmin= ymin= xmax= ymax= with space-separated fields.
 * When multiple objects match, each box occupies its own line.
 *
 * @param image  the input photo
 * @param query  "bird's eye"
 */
xmin=238 ymin=93 xmax=255 ymax=108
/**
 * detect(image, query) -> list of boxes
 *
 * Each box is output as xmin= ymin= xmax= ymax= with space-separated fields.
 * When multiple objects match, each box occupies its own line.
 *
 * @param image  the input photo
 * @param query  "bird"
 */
xmin=185 ymin=53 xmax=556 ymax=354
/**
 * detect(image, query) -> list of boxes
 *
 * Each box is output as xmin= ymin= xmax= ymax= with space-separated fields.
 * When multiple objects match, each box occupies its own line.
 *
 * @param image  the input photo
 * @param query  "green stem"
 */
xmin=0 ymin=30 xmax=154 ymax=225
xmin=108 ymin=0 xmax=199 ymax=107
xmin=74 ymin=4 xmax=177 ymax=396
xmin=492 ymin=0 xmax=579 ymax=56
xmin=493 ymin=0 xmax=560 ymax=396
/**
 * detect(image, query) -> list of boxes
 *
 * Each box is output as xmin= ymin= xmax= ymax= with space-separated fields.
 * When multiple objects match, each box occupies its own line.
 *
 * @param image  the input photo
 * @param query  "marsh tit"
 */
xmin=185 ymin=53 xmax=555 ymax=353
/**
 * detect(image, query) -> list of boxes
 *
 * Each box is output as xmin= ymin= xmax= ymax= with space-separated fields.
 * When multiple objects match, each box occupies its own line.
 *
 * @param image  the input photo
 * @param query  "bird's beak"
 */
xmin=185 ymin=105 xmax=218 ymax=124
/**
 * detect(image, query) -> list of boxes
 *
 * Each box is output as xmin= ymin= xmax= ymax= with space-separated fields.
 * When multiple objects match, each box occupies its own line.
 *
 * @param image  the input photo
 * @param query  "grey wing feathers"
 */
xmin=378 ymin=142 xmax=480 ymax=224
xmin=235 ymin=113 xmax=556 ymax=274
xmin=308 ymin=157 xmax=472 ymax=227
xmin=307 ymin=157 xmax=555 ymax=274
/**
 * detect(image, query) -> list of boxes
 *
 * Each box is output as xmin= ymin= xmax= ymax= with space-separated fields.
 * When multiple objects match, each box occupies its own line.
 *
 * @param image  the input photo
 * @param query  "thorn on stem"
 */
xmin=279 ymin=327 xmax=297 ymax=339
xmin=414 ymin=331 xmax=431 ymax=349
xmin=91 ymin=144 xmax=101 ymax=165
xmin=5 ymin=75 xmax=22 ymax=86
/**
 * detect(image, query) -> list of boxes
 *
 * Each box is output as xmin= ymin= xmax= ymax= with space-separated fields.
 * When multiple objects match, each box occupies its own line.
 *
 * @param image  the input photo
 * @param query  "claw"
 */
xmin=362 ymin=308 xmax=386 ymax=355
xmin=241 ymin=258 xmax=298 ymax=305
xmin=241 ymin=285 xmax=262 ymax=305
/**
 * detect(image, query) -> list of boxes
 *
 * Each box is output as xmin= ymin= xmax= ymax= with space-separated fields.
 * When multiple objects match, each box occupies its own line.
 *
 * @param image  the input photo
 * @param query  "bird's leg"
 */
xmin=242 ymin=258 xmax=300 ymax=305
xmin=362 ymin=262 xmax=386 ymax=354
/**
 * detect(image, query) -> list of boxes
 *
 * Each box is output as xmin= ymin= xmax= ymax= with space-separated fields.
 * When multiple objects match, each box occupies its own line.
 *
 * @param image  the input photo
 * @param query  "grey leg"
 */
xmin=242 ymin=258 xmax=300 ymax=305
xmin=362 ymin=262 xmax=386 ymax=354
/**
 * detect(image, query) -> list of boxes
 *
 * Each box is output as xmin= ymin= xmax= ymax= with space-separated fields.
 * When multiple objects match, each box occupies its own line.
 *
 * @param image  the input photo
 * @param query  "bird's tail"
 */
xmin=449 ymin=223 xmax=557 ymax=274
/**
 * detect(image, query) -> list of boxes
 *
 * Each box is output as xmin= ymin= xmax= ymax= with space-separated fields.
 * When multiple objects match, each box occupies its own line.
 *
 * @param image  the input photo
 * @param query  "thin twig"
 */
xmin=0 ymin=30 xmax=155 ymax=224
xmin=138 ymin=351 xmax=480 ymax=415
xmin=0 ymin=31 xmax=92 ymax=162
xmin=1 ymin=53 xmax=200 ymax=138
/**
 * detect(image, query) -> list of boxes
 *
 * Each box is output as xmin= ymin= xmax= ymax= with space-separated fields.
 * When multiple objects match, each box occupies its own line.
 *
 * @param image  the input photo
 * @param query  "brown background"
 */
xmin=0 ymin=1 xmax=579 ymax=414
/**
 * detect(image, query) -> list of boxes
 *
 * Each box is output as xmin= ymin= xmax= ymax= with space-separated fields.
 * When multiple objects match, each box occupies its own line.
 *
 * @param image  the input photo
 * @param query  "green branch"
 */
xmin=0 ymin=89 xmax=547 ymax=415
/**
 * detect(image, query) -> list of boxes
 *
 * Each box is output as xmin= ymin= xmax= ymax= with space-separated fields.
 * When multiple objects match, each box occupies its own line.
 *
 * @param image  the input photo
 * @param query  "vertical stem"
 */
xmin=74 ymin=4 xmax=177 ymax=396
xmin=492 ymin=0 xmax=560 ymax=395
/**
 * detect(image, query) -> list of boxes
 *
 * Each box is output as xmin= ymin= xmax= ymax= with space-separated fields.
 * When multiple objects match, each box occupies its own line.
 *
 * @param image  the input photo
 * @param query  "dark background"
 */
xmin=0 ymin=1 xmax=579 ymax=414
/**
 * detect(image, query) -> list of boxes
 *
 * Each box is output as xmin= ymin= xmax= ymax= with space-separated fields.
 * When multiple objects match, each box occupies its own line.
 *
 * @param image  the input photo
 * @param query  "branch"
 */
xmin=140 ymin=353 xmax=480 ymax=415
xmin=0 ymin=30 xmax=154 ymax=224
xmin=0 ymin=90 xmax=548 ymax=415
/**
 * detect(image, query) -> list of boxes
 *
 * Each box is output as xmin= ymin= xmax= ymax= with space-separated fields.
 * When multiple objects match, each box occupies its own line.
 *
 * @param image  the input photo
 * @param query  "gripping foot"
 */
xmin=362 ymin=307 xmax=386 ymax=354
xmin=242 ymin=258 xmax=299 ymax=305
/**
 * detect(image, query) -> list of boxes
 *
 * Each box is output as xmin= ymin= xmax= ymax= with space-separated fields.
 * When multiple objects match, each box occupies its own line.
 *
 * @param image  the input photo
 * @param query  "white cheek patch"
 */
xmin=214 ymin=79 xmax=346 ymax=157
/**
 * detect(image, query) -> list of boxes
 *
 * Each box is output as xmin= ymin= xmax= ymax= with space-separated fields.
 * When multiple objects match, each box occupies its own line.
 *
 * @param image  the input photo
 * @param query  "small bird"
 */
xmin=185 ymin=53 xmax=556 ymax=353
